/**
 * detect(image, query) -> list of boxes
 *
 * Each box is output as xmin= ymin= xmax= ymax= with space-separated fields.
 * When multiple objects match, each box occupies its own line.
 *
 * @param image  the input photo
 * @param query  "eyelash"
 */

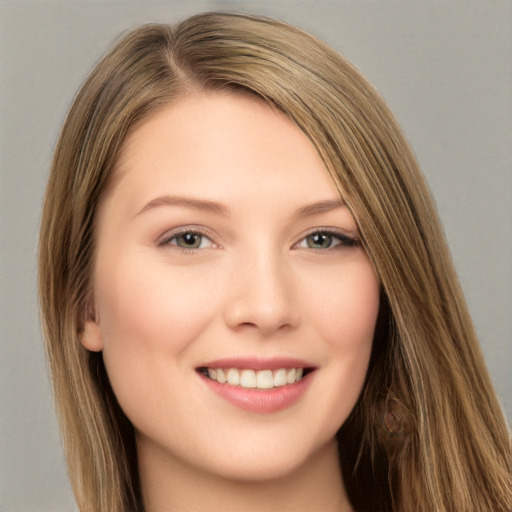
xmin=157 ymin=227 xmax=217 ymax=253
xmin=157 ymin=227 xmax=359 ymax=253
xmin=295 ymin=229 xmax=360 ymax=252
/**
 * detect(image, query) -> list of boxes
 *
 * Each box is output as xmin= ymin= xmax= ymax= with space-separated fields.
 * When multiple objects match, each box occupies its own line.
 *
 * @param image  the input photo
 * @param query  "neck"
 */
xmin=137 ymin=436 xmax=353 ymax=512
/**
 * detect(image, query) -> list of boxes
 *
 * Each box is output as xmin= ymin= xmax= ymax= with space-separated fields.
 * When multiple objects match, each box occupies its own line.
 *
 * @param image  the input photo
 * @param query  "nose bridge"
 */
xmin=223 ymin=243 xmax=299 ymax=335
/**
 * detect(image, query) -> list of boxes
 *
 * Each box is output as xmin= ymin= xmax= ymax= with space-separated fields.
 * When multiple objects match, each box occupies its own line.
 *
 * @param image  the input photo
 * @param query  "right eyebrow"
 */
xmin=134 ymin=195 xmax=231 ymax=218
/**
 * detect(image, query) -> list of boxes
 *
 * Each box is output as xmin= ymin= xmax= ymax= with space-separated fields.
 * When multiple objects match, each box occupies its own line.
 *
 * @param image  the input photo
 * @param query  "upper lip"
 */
xmin=197 ymin=356 xmax=316 ymax=371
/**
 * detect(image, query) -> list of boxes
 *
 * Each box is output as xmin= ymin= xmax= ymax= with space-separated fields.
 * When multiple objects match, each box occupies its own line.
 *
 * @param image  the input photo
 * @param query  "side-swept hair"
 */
xmin=39 ymin=12 xmax=511 ymax=512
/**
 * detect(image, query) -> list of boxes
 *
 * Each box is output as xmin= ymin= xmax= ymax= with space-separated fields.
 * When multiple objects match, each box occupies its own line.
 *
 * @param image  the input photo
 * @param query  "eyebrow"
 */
xmin=295 ymin=199 xmax=345 ymax=217
xmin=135 ymin=195 xmax=344 ymax=219
xmin=135 ymin=195 xmax=231 ymax=217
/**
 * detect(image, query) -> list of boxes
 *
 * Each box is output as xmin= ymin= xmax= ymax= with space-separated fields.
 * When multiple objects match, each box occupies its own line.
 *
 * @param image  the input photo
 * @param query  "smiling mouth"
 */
xmin=197 ymin=367 xmax=314 ymax=390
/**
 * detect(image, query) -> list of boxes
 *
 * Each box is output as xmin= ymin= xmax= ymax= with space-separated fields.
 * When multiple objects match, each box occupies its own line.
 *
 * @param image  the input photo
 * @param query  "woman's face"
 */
xmin=82 ymin=91 xmax=380 ymax=481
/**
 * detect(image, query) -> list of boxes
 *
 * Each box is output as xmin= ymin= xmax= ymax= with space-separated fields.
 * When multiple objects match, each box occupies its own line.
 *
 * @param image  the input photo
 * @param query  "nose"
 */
xmin=223 ymin=251 xmax=300 ymax=337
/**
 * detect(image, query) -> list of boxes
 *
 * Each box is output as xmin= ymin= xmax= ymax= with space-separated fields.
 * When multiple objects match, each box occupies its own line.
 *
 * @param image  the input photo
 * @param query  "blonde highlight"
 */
xmin=39 ymin=12 xmax=511 ymax=512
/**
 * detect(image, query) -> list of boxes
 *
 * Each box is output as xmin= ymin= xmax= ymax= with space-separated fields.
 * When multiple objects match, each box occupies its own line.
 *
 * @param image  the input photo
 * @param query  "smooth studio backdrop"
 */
xmin=1 ymin=1 xmax=511 ymax=510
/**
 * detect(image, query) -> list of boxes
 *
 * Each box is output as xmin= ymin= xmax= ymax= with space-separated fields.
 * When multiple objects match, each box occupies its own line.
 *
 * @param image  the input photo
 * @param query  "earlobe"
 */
xmin=80 ymin=305 xmax=104 ymax=352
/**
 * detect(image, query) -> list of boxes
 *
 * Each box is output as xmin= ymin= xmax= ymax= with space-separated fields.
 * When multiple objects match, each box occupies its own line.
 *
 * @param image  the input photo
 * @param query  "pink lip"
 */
xmin=199 ymin=374 xmax=312 ymax=413
xmin=196 ymin=357 xmax=315 ymax=413
xmin=200 ymin=356 xmax=313 ymax=371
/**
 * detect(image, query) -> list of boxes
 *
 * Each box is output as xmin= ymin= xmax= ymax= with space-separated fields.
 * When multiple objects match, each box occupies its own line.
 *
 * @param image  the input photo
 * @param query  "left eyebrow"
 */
xmin=295 ymin=199 xmax=345 ymax=218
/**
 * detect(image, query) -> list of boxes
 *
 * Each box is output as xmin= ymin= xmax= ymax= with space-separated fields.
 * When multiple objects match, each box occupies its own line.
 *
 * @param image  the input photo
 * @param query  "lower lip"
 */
xmin=199 ymin=372 xmax=313 ymax=413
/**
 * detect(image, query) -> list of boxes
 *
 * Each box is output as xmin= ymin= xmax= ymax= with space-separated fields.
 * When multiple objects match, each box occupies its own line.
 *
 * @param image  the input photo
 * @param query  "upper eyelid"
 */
xmin=292 ymin=228 xmax=360 ymax=252
xmin=294 ymin=227 xmax=358 ymax=243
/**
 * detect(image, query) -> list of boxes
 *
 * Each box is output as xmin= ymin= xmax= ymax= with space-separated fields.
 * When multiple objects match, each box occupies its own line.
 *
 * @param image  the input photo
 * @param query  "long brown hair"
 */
xmin=39 ymin=12 xmax=511 ymax=512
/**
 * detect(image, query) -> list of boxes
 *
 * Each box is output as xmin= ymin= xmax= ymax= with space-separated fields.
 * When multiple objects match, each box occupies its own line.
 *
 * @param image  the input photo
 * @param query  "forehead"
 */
xmin=109 ymin=91 xmax=340 ymax=212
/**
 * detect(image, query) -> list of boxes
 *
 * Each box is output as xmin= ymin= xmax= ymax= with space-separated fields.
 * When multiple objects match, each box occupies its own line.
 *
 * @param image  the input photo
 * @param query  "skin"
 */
xmin=82 ymin=91 xmax=380 ymax=512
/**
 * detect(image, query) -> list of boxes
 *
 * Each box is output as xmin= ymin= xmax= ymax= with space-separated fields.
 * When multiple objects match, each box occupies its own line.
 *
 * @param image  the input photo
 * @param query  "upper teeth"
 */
xmin=207 ymin=368 xmax=304 ymax=389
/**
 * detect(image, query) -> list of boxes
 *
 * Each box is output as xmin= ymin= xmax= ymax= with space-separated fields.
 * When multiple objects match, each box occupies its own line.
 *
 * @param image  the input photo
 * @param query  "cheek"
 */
xmin=309 ymin=258 xmax=380 ymax=351
xmin=96 ymin=252 xmax=221 ymax=342
xmin=304 ymin=258 xmax=380 ymax=426
xmin=93 ymin=256 xmax=219 ymax=414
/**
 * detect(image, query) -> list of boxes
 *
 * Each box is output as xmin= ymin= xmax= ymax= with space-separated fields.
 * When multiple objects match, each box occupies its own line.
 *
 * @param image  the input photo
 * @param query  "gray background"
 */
xmin=1 ymin=1 xmax=511 ymax=510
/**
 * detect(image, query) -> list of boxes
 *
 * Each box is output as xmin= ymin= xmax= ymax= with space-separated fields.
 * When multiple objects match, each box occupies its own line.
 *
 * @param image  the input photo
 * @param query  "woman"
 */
xmin=38 ymin=11 xmax=511 ymax=512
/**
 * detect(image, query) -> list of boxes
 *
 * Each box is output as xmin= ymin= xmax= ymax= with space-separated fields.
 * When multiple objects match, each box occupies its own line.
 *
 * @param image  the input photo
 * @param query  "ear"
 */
xmin=80 ymin=303 xmax=104 ymax=352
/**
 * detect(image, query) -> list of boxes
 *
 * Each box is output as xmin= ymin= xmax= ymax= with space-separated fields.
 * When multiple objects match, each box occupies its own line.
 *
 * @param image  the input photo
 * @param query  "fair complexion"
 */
xmin=82 ymin=91 xmax=380 ymax=512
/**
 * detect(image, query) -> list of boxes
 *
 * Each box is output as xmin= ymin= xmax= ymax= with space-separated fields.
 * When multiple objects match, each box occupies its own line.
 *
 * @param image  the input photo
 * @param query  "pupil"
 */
xmin=310 ymin=233 xmax=331 ymax=248
xmin=182 ymin=233 xmax=200 ymax=247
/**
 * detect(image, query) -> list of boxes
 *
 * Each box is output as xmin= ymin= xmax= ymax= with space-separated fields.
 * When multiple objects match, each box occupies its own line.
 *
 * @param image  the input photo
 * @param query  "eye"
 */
xmin=159 ymin=229 xmax=215 ymax=250
xmin=296 ymin=230 xmax=358 ymax=250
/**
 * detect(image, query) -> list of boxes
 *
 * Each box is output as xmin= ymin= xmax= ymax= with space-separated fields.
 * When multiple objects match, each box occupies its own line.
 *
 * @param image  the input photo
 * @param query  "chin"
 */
xmin=215 ymin=457 xmax=305 ymax=483
xmin=198 ymin=435 xmax=339 ymax=484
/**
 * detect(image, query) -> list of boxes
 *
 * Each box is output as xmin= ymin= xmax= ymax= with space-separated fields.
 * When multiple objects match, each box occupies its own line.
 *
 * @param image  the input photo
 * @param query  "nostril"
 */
xmin=223 ymin=276 xmax=300 ymax=335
